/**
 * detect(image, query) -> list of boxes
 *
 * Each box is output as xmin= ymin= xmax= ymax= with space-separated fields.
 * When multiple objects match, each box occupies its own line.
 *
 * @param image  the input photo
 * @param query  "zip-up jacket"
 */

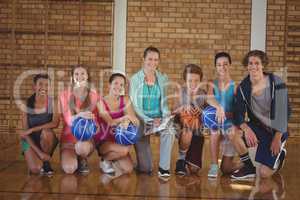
xmin=129 ymin=69 xmax=170 ymax=123
xmin=233 ymin=73 xmax=291 ymax=134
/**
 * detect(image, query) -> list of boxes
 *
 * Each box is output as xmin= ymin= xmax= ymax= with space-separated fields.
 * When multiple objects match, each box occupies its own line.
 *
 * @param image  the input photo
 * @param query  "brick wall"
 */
xmin=266 ymin=0 xmax=286 ymax=74
xmin=285 ymin=0 xmax=300 ymax=135
xmin=0 ymin=0 xmax=113 ymax=157
xmin=126 ymin=0 xmax=251 ymax=84
xmin=265 ymin=0 xmax=300 ymax=136
xmin=0 ymin=0 xmax=299 ymax=159
xmin=126 ymin=0 xmax=299 ymax=136
xmin=126 ymin=0 xmax=252 ymax=113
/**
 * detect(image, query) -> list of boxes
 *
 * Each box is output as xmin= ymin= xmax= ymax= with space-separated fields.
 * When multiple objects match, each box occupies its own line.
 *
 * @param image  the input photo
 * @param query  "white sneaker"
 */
xmin=99 ymin=159 xmax=115 ymax=174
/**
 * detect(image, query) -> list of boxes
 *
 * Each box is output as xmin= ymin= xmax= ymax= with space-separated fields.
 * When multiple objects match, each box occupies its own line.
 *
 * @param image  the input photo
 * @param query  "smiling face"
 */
xmin=216 ymin=56 xmax=230 ymax=77
xmin=143 ymin=51 xmax=160 ymax=73
xmin=34 ymin=78 xmax=49 ymax=97
xmin=109 ymin=76 xmax=125 ymax=97
xmin=73 ymin=67 xmax=89 ymax=87
xmin=186 ymin=73 xmax=201 ymax=95
xmin=247 ymin=56 xmax=264 ymax=82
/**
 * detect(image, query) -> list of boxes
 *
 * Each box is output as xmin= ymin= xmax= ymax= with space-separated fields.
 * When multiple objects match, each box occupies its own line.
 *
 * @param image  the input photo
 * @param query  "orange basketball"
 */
xmin=179 ymin=107 xmax=201 ymax=129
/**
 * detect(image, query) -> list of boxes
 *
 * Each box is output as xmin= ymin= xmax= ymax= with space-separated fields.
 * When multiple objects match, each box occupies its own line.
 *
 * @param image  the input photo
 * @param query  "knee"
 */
xmin=227 ymin=128 xmax=241 ymax=143
xmin=122 ymin=164 xmax=133 ymax=174
xmin=220 ymin=157 xmax=235 ymax=175
xmin=220 ymin=165 xmax=232 ymax=175
xmin=29 ymin=166 xmax=42 ymax=174
xmin=179 ymin=138 xmax=191 ymax=150
xmin=75 ymin=141 xmax=93 ymax=157
xmin=179 ymin=132 xmax=192 ymax=146
xmin=227 ymin=132 xmax=235 ymax=142
xmin=259 ymin=167 xmax=273 ymax=178
xmin=120 ymin=147 xmax=130 ymax=157
xmin=161 ymin=132 xmax=175 ymax=143
xmin=41 ymin=129 xmax=55 ymax=141
xmin=62 ymin=162 xmax=77 ymax=174
xmin=41 ymin=129 xmax=54 ymax=136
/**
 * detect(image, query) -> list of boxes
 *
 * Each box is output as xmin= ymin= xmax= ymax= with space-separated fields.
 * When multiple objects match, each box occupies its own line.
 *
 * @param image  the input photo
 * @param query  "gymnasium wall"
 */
xmin=0 ymin=0 xmax=299 ymax=160
xmin=126 ymin=0 xmax=300 ymax=135
xmin=0 ymin=0 xmax=114 ymax=160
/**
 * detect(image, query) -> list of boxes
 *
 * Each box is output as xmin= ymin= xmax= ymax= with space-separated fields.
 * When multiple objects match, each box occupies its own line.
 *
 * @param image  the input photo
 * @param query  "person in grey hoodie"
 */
xmin=230 ymin=50 xmax=291 ymax=180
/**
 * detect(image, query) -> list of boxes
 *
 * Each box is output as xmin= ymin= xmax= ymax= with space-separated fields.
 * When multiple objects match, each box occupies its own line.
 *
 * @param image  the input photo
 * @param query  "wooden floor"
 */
xmin=0 ymin=137 xmax=299 ymax=200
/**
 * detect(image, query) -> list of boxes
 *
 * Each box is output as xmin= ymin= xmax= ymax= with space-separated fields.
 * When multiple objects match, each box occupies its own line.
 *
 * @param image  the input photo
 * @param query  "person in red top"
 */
xmin=59 ymin=65 xmax=99 ymax=174
xmin=95 ymin=73 xmax=139 ymax=183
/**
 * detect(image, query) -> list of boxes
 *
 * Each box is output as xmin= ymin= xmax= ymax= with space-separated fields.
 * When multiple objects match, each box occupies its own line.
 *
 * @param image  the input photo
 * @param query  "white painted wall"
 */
xmin=113 ymin=0 xmax=127 ymax=73
xmin=250 ymin=0 xmax=267 ymax=51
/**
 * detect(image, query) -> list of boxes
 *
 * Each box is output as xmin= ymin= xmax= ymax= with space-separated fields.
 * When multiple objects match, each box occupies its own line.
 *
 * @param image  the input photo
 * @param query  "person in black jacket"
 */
xmin=230 ymin=50 xmax=291 ymax=179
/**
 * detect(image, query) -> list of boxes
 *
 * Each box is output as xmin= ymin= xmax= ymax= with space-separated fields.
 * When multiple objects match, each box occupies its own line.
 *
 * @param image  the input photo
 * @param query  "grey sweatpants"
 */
xmin=134 ymin=120 xmax=176 ymax=172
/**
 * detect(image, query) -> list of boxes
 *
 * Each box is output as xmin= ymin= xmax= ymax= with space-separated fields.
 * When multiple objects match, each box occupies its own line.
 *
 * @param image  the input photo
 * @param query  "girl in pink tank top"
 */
xmin=94 ymin=95 xmax=125 ymax=143
xmin=59 ymin=65 xmax=99 ymax=174
xmin=95 ymin=73 xmax=139 ymax=183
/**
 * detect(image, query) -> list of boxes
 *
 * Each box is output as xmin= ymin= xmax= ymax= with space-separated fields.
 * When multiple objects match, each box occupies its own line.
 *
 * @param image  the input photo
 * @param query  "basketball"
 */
xmin=179 ymin=106 xmax=201 ymax=129
xmin=202 ymin=106 xmax=232 ymax=131
xmin=115 ymin=123 xmax=138 ymax=145
xmin=202 ymin=106 xmax=219 ymax=130
xmin=71 ymin=117 xmax=97 ymax=141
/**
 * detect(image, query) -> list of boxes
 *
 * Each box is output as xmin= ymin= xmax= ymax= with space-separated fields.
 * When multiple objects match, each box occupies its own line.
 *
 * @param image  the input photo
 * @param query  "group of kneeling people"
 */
xmin=20 ymin=46 xmax=291 ymax=181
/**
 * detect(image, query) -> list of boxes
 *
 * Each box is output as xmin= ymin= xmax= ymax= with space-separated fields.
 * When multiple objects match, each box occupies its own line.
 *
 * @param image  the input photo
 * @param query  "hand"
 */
xmin=19 ymin=129 xmax=32 ymax=139
xmin=184 ymin=105 xmax=200 ymax=116
xmin=95 ymin=123 xmax=100 ymax=134
xmin=270 ymin=133 xmax=282 ymax=156
xmin=172 ymin=106 xmax=184 ymax=115
xmin=114 ymin=115 xmax=130 ymax=126
xmin=215 ymin=105 xmax=226 ymax=124
xmin=78 ymin=111 xmax=94 ymax=119
xmin=153 ymin=118 xmax=161 ymax=128
xmin=110 ymin=126 xmax=116 ymax=135
xmin=183 ymin=105 xmax=193 ymax=113
xmin=119 ymin=118 xmax=131 ymax=129
xmin=243 ymin=125 xmax=258 ymax=147
xmin=38 ymin=152 xmax=51 ymax=161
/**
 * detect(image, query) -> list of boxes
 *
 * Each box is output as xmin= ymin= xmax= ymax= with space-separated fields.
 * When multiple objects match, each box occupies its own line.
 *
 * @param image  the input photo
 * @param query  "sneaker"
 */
xmin=99 ymin=159 xmax=115 ymax=174
xmin=158 ymin=167 xmax=170 ymax=178
xmin=175 ymin=159 xmax=187 ymax=176
xmin=40 ymin=161 xmax=54 ymax=175
xmin=231 ymin=166 xmax=256 ymax=180
xmin=208 ymin=164 xmax=219 ymax=178
xmin=78 ymin=158 xmax=90 ymax=174
xmin=276 ymin=149 xmax=286 ymax=172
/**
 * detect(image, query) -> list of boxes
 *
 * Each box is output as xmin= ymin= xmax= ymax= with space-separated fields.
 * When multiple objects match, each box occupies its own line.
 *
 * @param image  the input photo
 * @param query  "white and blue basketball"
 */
xmin=202 ymin=106 xmax=232 ymax=131
xmin=202 ymin=106 xmax=219 ymax=130
xmin=71 ymin=117 xmax=97 ymax=141
xmin=115 ymin=123 xmax=138 ymax=145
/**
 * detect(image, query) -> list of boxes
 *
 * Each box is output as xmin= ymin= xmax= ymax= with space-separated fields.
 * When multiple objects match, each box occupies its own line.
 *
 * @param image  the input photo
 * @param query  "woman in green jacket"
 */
xmin=129 ymin=46 xmax=175 ymax=179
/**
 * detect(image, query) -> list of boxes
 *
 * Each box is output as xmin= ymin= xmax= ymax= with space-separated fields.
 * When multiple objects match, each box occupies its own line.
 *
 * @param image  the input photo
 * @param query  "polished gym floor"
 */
xmin=0 ymin=136 xmax=299 ymax=200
